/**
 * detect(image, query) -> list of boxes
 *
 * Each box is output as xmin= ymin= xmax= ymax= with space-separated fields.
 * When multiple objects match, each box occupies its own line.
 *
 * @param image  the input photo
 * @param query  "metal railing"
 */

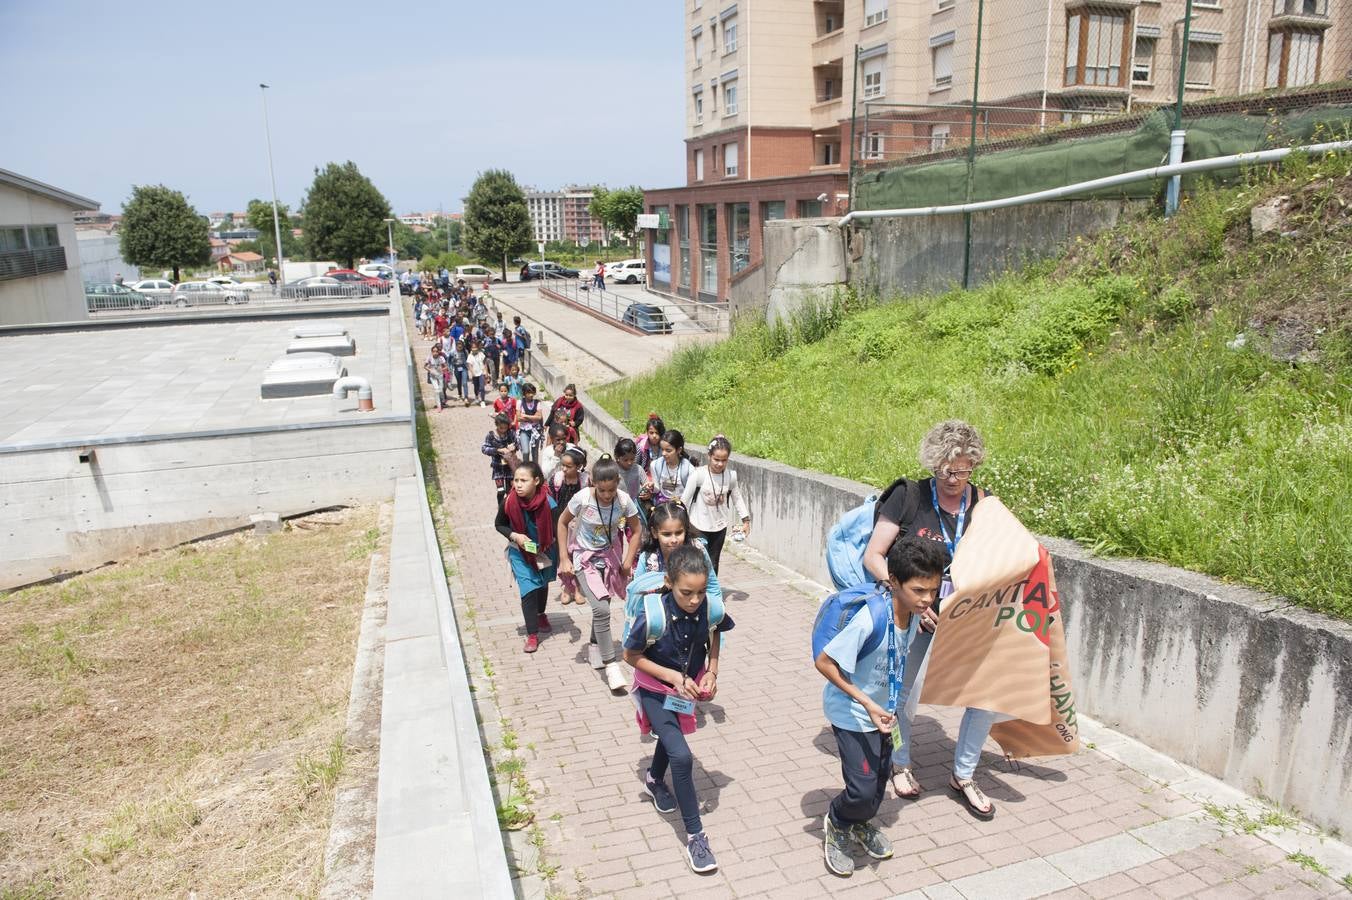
xmin=85 ymin=282 xmax=393 ymax=317
xmin=538 ymin=272 xmax=730 ymax=334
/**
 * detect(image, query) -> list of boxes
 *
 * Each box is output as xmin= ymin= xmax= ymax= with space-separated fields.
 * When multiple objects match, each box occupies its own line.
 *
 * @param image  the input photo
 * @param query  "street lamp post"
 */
xmin=259 ymin=83 xmax=287 ymax=287
xmin=384 ymin=218 xmax=397 ymax=289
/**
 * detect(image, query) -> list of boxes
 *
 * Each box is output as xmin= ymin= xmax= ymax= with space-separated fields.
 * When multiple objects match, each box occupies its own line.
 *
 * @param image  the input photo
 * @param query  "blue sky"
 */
xmin=0 ymin=0 xmax=685 ymax=215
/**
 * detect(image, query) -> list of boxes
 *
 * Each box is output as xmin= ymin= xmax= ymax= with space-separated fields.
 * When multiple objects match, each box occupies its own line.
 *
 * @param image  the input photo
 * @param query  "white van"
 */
xmin=357 ymin=263 xmax=394 ymax=280
xmin=608 ymin=259 xmax=647 ymax=284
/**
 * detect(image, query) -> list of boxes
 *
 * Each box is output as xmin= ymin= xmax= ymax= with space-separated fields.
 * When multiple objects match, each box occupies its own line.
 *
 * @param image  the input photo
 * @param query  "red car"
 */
xmin=325 ymin=269 xmax=386 ymax=293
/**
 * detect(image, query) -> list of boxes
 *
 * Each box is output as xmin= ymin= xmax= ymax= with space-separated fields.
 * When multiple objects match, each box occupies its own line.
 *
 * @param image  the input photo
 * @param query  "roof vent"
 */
xmin=260 ymin=352 xmax=347 ymax=399
xmin=288 ymin=334 xmax=356 ymax=357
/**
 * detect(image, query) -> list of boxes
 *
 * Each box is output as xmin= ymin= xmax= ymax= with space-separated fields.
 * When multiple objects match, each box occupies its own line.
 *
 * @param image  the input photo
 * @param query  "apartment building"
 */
xmin=645 ymin=0 xmax=1346 ymax=303
xmin=525 ymin=186 xmax=609 ymax=245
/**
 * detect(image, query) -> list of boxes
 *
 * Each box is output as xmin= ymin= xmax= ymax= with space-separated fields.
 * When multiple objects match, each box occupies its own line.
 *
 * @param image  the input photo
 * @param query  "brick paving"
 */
xmin=408 ymin=328 xmax=1347 ymax=898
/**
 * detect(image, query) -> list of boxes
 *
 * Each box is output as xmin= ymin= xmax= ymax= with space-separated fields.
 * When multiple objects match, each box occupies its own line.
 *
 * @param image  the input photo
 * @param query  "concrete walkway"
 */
xmin=410 ymin=333 xmax=1349 ymax=898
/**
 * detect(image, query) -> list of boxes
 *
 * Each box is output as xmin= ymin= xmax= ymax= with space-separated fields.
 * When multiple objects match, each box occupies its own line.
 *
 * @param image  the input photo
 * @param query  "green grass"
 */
xmin=1286 ymin=851 xmax=1330 ymax=877
xmin=595 ymin=154 xmax=1352 ymax=619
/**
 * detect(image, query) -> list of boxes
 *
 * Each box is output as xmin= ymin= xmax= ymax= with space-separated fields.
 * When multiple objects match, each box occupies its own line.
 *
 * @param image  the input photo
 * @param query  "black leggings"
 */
xmin=521 ymin=586 xmax=548 ymax=635
xmin=697 ymin=527 xmax=727 ymax=574
xmin=639 ymin=689 xmax=702 ymax=835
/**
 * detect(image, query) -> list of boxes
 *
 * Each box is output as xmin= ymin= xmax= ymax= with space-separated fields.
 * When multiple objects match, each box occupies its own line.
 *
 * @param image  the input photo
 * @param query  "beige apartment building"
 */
xmin=646 ymin=0 xmax=1346 ymax=302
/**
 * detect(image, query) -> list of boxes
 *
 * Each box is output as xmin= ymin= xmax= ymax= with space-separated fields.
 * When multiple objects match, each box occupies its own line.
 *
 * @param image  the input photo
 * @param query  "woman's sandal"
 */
xmin=949 ymin=776 xmax=996 ymax=820
xmin=890 ymin=766 xmax=922 ymax=800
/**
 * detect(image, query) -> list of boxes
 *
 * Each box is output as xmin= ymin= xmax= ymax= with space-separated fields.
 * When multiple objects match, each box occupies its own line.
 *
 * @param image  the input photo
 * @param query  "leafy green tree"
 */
xmin=463 ymin=170 xmax=533 ymax=278
xmin=300 ymin=161 xmax=392 ymax=269
xmin=119 ymin=185 xmax=212 ymax=282
xmin=589 ymin=186 xmax=645 ymax=251
xmin=245 ymin=198 xmax=301 ymax=267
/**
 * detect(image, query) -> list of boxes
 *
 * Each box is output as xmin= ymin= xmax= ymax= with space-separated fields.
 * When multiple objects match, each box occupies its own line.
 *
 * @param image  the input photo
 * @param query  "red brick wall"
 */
xmin=684 ymin=127 xmax=815 ymax=185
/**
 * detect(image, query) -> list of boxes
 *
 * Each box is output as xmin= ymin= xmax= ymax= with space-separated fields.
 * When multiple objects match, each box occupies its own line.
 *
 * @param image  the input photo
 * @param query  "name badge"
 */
xmin=663 ymin=694 xmax=695 ymax=715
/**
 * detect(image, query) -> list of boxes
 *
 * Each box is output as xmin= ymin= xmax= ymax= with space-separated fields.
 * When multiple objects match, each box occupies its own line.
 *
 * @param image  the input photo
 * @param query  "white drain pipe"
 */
xmin=333 ymin=376 xmax=374 ymax=412
xmin=839 ymin=139 xmax=1352 ymax=224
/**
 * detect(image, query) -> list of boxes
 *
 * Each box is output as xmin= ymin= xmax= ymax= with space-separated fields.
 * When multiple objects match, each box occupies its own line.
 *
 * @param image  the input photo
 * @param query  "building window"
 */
xmin=693 ymin=32 xmax=703 ymax=62
xmin=698 ymin=204 xmax=719 ymax=299
xmin=822 ymin=142 xmax=837 ymax=165
xmin=861 ymin=131 xmax=884 ymax=160
xmin=931 ymin=124 xmax=950 ymax=150
xmin=1065 ymin=12 xmax=1128 ymax=87
xmin=1267 ymin=30 xmax=1322 ymax=87
xmin=936 ymin=0 xmax=955 ymax=9
xmin=1 ymin=226 xmax=28 ymax=252
xmin=865 ymin=0 xmax=889 ymax=28
xmin=798 ymin=199 xmax=824 ymax=217
xmin=1185 ymin=41 xmax=1217 ymax=87
xmin=932 ymin=35 xmax=954 ymax=87
xmin=723 ymin=16 xmax=738 ymax=53
xmin=1132 ymin=36 xmax=1155 ymax=83
xmin=725 ymin=141 xmax=739 ymax=176
xmin=695 ymin=148 xmax=705 ymax=180
xmin=724 ymin=81 xmax=739 ymax=115
xmin=694 ymin=91 xmax=704 ymax=123
xmin=762 ymin=200 xmax=786 ymax=221
xmin=728 ymin=202 xmax=750 ymax=275
xmin=678 ymin=206 xmax=691 ymax=289
xmin=862 ymin=56 xmax=885 ymax=98
xmin=0 ymin=224 xmax=67 ymax=281
xmin=1273 ymin=0 xmax=1327 ymax=13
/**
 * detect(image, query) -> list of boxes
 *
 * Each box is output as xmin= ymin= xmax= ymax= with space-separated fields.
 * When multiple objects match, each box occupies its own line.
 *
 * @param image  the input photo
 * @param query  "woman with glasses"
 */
xmin=860 ymin=419 xmax=999 ymax=820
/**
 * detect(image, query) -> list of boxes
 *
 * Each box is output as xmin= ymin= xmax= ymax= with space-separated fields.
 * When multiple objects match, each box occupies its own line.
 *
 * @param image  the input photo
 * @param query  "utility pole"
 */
xmin=961 ymin=0 xmax=985 ymax=289
xmin=259 ymin=84 xmax=287 ymax=286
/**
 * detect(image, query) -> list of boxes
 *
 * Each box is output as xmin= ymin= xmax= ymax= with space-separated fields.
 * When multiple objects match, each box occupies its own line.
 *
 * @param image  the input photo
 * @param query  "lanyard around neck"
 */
xmin=594 ymin=491 xmax=615 ymax=546
xmin=930 ymin=480 xmax=969 ymax=560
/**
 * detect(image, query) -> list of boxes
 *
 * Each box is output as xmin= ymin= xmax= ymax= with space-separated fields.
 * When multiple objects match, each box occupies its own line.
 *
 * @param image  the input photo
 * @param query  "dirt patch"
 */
xmin=0 ymin=507 xmax=380 ymax=898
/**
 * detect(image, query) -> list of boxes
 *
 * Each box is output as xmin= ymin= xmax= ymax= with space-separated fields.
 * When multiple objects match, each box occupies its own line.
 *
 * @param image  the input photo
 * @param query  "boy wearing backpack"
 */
xmin=813 ymin=537 xmax=948 ymax=878
xmin=622 ymin=545 xmax=732 ymax=875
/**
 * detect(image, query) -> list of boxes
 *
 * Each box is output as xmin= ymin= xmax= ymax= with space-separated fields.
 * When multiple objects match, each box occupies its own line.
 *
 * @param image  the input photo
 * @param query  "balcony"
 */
xmin=813 ymin=29 xmax=844 ymax=66
xmin=1064 ymin=0 xmax=1139 ymax=10
xmin=811 ymin=97 xmax=845 ymax=131
xmin=0 ymin=246 xmax=67 ymax=282
xmin=1270 ymin=0 xmax=1332 ymax=29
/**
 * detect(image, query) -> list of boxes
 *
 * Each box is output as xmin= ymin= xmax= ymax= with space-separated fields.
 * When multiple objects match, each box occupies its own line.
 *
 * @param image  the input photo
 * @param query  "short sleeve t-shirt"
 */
xmin=821 ymin=607 xmax=918 ymax=733
xmin=876 ymin=478 xmax=981 ymax=550
xmin=566 ymin=488 xmax=639 ymax=550
xmin=624 ymin=591 xmax=735 ymax=681
xmin=650 ymin=457 xmax=692 ymax=502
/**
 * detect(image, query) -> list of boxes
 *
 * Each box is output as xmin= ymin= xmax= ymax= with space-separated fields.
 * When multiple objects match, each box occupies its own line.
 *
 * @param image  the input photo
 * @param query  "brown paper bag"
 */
xmin=918 ymin=497 xmax=1080 ymax=758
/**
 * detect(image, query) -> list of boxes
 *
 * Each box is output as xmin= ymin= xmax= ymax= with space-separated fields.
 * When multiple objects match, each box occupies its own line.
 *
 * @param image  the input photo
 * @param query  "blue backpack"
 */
xmin=825 ymin=478 xmax=919 ymax=590
xmin=624 ymin=566 xmax=726 ymax=648
xmin=810 ymin=582 xmax=894 ymax=662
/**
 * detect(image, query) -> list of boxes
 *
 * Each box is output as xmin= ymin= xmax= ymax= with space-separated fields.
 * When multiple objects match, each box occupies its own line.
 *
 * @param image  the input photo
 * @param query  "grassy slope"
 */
xmin=595 ymin=154 xmax=1352 ymax=619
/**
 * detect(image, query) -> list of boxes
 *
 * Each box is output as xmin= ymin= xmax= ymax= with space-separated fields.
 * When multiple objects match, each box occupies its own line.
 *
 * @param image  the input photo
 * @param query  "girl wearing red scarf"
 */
xmin=495 ymin=461 xmax=559 ymax=653
xmin=548 ymin=383 xmax=586 ymax=432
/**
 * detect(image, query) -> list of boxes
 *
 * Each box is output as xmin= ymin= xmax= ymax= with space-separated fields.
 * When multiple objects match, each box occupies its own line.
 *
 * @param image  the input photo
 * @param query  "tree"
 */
xmin=300 ymin=161 xmax=392 ymax=269
xmin=463 ymin=170 xmax=533 ymax=278
xmin=119 ymin=185 xmax=212 ymax=282
xmin=589 ymin=186 xmax=645 ymax=251
xmin=245 ymin=198 xmax=301 ymax=267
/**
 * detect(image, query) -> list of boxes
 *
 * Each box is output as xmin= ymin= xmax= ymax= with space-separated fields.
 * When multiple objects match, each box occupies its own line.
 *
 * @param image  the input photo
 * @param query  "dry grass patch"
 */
xmin=0 ymin=507 xmax=380 ymax=899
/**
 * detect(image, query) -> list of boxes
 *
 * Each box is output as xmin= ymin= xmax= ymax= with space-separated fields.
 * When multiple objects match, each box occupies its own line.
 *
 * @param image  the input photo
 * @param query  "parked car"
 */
xmin=324 ymin=269 xmax=383 ymax=293
xmin=128 ymin=278 xmax=175 ymax=301
xmin=207 ymin=274 xmax=262 ymax=292
xmin=169 ymin=281 xmax=248 ymax=307
xmin=622 ymin=301 xmax=671 ymax=334
xmin=453 ymin=264 xmax=503 ymax=284
xmin=85 ymin=282 xmax=156 ymax=311
xmin=280 ymin=275 xmax=360 ymax=299
xmin=608 ymin=259 xmax=647 ymax=284
xmin=357 ymin=263 xmax=394 ymax=280
xmin=519 ymin=261 xmax=580 ymax=281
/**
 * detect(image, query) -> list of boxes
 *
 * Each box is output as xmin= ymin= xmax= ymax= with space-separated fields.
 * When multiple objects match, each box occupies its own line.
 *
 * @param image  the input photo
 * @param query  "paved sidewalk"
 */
xmin=411 ymin=335 xmax=1347 ymax=898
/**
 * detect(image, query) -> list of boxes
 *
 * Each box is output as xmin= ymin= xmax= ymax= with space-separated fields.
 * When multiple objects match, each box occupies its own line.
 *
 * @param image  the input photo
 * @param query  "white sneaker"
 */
xmin=587 ymin=643 xmax=603 ymax=669
xmin=604 ymin=662 xmax=627 ymax=692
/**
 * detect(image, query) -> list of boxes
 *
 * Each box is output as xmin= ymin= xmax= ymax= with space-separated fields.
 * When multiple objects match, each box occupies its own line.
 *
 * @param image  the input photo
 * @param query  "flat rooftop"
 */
xmin=0 ymin=311 xmax=394 ymax=449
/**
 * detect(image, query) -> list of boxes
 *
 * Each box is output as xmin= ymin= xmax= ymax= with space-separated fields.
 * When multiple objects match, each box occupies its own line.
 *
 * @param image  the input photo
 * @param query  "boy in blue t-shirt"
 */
xmin=814 ymin=537 xmax=949 ymax=878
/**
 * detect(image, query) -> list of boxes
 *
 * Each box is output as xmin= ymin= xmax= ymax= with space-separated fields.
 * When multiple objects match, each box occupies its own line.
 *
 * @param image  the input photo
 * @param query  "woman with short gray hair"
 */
xmin=862 ymin=419 xmax=999 ymax=819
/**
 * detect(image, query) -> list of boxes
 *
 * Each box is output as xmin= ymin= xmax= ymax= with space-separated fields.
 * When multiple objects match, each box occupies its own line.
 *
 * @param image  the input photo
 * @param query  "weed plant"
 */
xmin=595 ymin=154 xmax=1352 ymax=618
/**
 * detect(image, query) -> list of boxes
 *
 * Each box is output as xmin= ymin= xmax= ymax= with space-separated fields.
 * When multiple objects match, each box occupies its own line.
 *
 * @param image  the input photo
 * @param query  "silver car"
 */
xmin=169 ymin=280 xmax=248 ymax=307
xmin=129 ymin=278 xmax=175 ymax=301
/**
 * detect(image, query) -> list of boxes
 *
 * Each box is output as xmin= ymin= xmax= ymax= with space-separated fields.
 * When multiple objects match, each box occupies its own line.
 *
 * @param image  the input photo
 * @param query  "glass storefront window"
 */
xmin=652 ymin=205 xmax=671 ymax=288
xmin=677 ymin=206 xmax=691 ymax=292
xmin=761 ymin=201 xmax=786 ymax=221
xmin=698 ymin=205 xmax=718 ymax=300
xmin=728 ymin=202 xmax=750 ymax=275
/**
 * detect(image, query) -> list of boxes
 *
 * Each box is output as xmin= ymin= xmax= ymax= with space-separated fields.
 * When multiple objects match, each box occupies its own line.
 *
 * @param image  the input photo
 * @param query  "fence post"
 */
xmin=848 ymin=43 xmax=861 ymax=213
xmin=961 ymin=0 xmax=986 ymax=290
xmin=1166 ymin=0 xmax=1195 ymax=217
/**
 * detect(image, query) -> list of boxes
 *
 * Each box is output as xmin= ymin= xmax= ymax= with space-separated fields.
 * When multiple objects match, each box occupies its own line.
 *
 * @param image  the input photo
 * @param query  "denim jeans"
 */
xmin=639 ymin=689 xmax=701 ymax=834
xmin=892 ymin=628 xmax=998 ymax=780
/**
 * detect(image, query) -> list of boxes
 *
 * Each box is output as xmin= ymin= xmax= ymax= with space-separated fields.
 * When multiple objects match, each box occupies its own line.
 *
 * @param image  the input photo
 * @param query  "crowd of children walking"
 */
xmin=422 ymin=314 xmax=1007 ymax=881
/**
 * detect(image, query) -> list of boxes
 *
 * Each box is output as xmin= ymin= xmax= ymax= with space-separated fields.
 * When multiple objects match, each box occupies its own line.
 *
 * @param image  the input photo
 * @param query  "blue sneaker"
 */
xmin=685 ymin=832 xmax=717 ymax=874
xmin=641 ymin=773 xmax=677 ymax=814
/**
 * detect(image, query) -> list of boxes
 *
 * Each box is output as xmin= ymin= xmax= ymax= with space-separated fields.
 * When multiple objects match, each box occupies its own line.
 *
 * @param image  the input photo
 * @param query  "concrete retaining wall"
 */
xmin=527 ymin=348 xmax=1352 ymax=836
xmin=1 ymin=421 xmax=414 ymax=588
